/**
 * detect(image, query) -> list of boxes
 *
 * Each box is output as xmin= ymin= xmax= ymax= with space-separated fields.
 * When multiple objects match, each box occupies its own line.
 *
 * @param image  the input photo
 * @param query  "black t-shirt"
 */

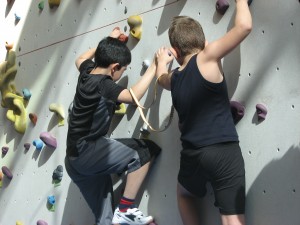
xmin=66 ymin=59 xmax=125 ymax=156
xmin=171 ymin=55 xmax=238 ymax=149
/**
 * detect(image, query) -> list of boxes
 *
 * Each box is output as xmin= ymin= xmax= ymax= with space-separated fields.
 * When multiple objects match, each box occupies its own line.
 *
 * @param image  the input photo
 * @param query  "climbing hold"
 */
xmin=1 ymin=49 xmax=28 ymax=134
xmin=216 ymin=0 xmax=229 ymax=15
xmin=142 ymin=59 xmax=150 ymax=69
xmin=24 ymin=142 xmax=31 ymax=150
xmin=33 ymin=139 xmax=44 ymax=151
xmin=124 ymin=6 xmax=127 ymax=14
xmin=115 ymin=103 xmax=126 ymax=115
xmin=5 ymin=42 xmax=13 ymax=51
xmin=2 ymin=166 xmax=13 ymax=179
xmin=118 ymin=34 xmax=129 ymax=43
xmin=140 ymin=124 xmax=150 ymax=139
xmin=48 ymin=0 xmax=60 ymax=8
xmin=0 ymin=171 xmax=3 ymax=187
xmin=127 ymin=15 xmax=142 ymax=40
xmin=256 ymin=103 xmax=267 ymax=120
xmin=38 ymin=1 xmax=45 ymax=10
xmin=52 ymin=165 xmax=63 ymax=181
xmin=5 ymin=95 xmax=27 ymax=133
xmin=47 ymin=195 xmax=56 ymax=205
xmin=16 ymin=221 xmax=24 ymax=225
xmin=49 ymin=103 xmax=65 ymax=126
xmin=40 ymin=132 xmax=57 ymax=149
xmin=22 ymin=88 xmax=31 ymax=100
xmin=29 ymin=113 xmax=38 ymax=125
xmin=230 ymin=101 xmax=245 ymax=124
xmin=37 ymin=220 xmax=48 ymax=225
xmin=14 ymin=13 xmax=21 ymax=21
xmin=2 ymin=146 xmax=9 ymax=156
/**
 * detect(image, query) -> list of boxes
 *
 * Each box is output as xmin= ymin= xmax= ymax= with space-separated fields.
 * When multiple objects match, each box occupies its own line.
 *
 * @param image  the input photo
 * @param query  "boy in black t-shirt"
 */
xmin=155 ymin=0 xmax=252 ymax=225
xmin=65 ymin=27 xmax=161 ymax=225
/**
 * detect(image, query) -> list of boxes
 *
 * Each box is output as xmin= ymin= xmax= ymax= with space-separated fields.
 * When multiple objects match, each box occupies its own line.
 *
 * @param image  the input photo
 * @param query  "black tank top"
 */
xmin=171 ymin=54 xmax=238 ymax=148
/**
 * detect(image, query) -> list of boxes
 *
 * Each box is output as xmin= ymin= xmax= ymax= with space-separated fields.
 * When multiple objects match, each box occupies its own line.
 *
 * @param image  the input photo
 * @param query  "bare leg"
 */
xmin=177 ymin=182 xmax=199 ymax=225
xmin=221 ymin=214 xmax=246 ymax=225
xmin=123 ymin=161 xmax=151 ymax=199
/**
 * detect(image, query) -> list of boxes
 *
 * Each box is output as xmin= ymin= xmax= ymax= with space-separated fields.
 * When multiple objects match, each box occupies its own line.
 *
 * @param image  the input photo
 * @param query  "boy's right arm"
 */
xmin=75 ymin=48 xmax=96 ymax=70
xmin=155 ymin=47 xmax=174 ymax=91
xmin=203 ymin=0 xmax=252 ymax=61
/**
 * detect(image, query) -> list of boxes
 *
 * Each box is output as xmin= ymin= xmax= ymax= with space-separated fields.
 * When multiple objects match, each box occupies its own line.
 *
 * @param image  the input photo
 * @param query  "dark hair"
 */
xmin=94 ymin=36 xmax=131 ymax=68
xmin=169 ymin=16 xmax=205 ymax=58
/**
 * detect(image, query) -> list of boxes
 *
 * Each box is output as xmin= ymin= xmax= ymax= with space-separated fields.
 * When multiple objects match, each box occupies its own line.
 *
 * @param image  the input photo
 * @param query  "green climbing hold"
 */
xmin=38 ymin=1 xmax=45 ymax=10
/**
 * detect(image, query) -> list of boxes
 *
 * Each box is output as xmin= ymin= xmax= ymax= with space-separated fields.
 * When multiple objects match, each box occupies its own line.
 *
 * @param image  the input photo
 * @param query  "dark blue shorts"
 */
xmin=178 ymin=141 xmax=245 ymax=215
xmin=65 ymin=137 xmax=161 ymax=225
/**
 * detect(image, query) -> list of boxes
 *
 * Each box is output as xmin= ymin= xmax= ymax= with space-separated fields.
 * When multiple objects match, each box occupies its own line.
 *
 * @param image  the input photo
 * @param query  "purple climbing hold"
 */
xmin=216 ymin=0 xmax=229 ymax=15
xmin=2 ymin=166 xmax=13 ymax=179
xmin=40 ymin=132 xmax=57 ymax=149
xmin=37 ymin=219 xmax=48 ymax=225
xmin=2 ymin=146 xmax=9 ymax=155
xmin=256 ymin=103 xmax=267 ymax=120
xmin=24 ymin=143 xmax=31 ymax=150
xmin=230 ymin=101 xmax=245 ymax=124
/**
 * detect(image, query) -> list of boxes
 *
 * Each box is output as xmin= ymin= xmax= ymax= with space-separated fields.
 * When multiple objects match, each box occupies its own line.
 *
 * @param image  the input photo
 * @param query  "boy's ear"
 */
xmin=111 ymin=63 xmax=121 ymax=73
xmin=170 ymin=47 xmax=180 ymax=59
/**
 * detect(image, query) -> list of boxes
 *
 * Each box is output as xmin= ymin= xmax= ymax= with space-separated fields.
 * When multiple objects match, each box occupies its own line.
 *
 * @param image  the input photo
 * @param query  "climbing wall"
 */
xmin=0 ymin=0 xmax=299 ymax=224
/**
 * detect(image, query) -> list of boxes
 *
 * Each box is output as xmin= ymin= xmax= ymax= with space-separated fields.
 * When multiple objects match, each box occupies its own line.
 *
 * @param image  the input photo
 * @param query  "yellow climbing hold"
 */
xmin=49 ymin=103 xmax=65 ymax=126
xmin=48 ymin=0 xmax=60 ymax=8
xmin=115 ymin=103 xmax=126 ymax=115
xmin=127 ymin=15 xmax=142 ymax=40
xmin=0 ymin=46 xmax=28 ymax=134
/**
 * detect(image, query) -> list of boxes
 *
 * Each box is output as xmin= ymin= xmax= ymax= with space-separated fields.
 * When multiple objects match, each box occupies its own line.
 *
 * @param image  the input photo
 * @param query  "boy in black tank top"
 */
xmin=155 ymin=1 xmax=252 ymax=225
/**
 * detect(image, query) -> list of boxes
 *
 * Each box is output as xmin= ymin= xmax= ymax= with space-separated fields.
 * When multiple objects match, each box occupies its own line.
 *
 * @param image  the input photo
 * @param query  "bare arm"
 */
xmin=75 ymin=48 xmax=96 ymax=70
xmin=117 ymin=59 xmax=157 ymax=104
xmin=203 ymin=0 xmax=252 ymax=61
xmin=155 ymin=47 xmax=175 ymax=91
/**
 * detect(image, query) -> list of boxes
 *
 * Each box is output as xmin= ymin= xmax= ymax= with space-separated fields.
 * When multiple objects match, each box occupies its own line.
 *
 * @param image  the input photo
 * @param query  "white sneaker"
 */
xmin=112 ymin=207 xmax=153 ymax=225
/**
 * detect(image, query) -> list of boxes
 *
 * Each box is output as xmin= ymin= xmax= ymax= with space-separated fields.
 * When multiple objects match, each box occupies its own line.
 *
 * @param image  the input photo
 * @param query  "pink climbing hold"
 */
xmin=40 ymin=132 xmax=57 ymax=149
xmin=2 ymin=146 xmax=9 ymax=155
xmin=256 ymin=103 xmax=267 ymax=120
xmin=37 ymin=219 xmax=48 ymax=225
xmin=2 ymin=166 xmax=13 ymax=179
xmin=216 ymin=0 xmax=229 ymax=15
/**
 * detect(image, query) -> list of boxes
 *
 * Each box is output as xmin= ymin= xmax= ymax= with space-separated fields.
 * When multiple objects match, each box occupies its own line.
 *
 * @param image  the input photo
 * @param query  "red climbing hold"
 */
xmin=29 ymin=113 xmax=38 ymax=125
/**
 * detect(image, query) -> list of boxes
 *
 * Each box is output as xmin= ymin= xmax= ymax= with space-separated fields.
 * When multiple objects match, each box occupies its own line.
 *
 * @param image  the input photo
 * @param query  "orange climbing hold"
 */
xmin=29 ymin=113 xmax=38 ymax=125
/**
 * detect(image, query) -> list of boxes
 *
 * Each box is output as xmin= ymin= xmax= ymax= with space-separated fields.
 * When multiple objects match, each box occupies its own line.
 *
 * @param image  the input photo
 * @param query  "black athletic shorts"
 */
xmin=178 ymin=141 xmax=245 ymax=215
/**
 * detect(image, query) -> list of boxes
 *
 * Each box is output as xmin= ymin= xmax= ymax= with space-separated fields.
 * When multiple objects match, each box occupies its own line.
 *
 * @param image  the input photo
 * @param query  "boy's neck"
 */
xmin=180 ymin=51 xmax=199 ymax=69
xmin=90 ymin=67 xmax=112 ymax=77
